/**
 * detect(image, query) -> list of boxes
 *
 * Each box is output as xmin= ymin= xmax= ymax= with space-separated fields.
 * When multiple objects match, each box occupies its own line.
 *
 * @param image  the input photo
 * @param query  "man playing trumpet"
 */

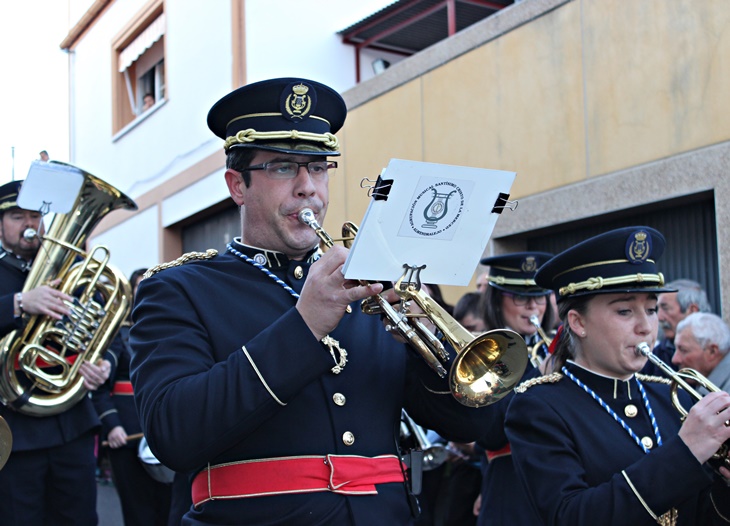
xmin=130 ymin=77 xmax=495 ymax=525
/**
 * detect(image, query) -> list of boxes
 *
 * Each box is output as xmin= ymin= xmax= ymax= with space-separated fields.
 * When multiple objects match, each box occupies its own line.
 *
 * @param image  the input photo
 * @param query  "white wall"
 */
xmin=70 ymin=0 xmax=231 ymax=198
xmin=243 ymin=0 xmax=393 ymax=92
xmin=71 ymin=0 xmax=395 ymax=265
xmin=91 ymin=205 xmax=159 ymax=279
xmin=161 ymin=168 xmax=229 ymax=227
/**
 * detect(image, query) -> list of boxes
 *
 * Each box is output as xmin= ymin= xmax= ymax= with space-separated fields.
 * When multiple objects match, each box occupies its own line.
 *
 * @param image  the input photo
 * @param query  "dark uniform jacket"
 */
xmin=92 ymin=324 xmax=142 ymax=445
xmin=130 ymin=242 xmax=496 ymax=525
xmin=505 ymin=361 xmax=730 ymax=525
xmin=0 ymin=249 xmax=101 ymax=451
xmin=476 ymin=357 xmax=542 ymax=526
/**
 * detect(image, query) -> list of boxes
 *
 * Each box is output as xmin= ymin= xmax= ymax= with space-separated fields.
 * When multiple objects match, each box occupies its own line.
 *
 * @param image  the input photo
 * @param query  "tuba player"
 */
xmin=0 ymin=179 xmax=112 ymax=526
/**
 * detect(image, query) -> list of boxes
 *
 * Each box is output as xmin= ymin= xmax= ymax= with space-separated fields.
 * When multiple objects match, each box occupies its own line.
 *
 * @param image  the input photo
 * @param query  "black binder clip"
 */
xmin=491 ymin=193 xmax=518 ymax=214
xmin=361 ymin=175 xmax=393 ymax=201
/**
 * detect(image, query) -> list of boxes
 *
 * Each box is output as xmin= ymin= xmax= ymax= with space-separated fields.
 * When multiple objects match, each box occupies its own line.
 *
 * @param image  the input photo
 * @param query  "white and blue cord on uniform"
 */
xmin=226 ymin=243 xmax=347 ymax=374
xmin=561 ymin=366 xmax=663 ymax=454
xmin=227 ymin=243 xmax=301 ymax=299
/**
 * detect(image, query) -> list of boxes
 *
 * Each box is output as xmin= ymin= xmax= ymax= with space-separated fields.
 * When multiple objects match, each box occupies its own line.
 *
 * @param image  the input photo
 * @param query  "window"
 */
xmin=112 ymin=2 xmax=165 ymax=133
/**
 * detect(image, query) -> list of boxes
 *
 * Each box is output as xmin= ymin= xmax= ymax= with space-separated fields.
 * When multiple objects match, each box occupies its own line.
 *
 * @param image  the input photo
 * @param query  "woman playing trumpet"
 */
xmin=473 ymin=252 xmax=554 ymax=526
xmin=505 ymin=226 xmax=730 ymax=525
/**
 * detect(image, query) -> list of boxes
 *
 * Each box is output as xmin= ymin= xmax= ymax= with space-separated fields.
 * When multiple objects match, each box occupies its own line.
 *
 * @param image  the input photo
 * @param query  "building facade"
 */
xmin=63 ymin=0 xmax=729 ymax=316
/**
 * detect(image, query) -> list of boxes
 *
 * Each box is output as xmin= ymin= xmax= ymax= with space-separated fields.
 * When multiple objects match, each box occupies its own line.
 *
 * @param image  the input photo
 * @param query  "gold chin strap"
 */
xmin=224 ymin=128 xmax=339 ymax=152
xmin=559 ymin=272 xmax=665 ymax=297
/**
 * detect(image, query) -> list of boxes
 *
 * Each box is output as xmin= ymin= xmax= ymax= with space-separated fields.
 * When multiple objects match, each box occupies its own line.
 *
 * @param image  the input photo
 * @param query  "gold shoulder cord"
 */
xmin=514 ymin=372 xmax=563 ymax=393
xmin=143 ymin=249 xmax=219 ymax=279
xmin=635 ymin=373 xmax=671 ymax=385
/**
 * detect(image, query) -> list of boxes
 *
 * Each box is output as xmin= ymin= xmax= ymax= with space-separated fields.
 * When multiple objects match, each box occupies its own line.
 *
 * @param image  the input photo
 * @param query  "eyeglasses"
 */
xmin=242 ymin=161 xmax=337 ymax=180
xmin=503 ymin=292 xmax=548 ymax=307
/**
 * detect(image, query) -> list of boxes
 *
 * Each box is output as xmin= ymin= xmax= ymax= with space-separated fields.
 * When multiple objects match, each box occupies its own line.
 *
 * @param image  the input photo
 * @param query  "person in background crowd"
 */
xmin=643 ymin=278 xmax=712 ymax=377
xmin=475 ymin=271 xmax=489 ymax=293
xmin=142 ymin=93 xmax=155 ymax=112
xmin=129 ymin=77 xmax=496 ymax=525
xmin=437 ymin=291 xmax=485 ymax=525
xmin=93 ymin=268 xmax=173 ymax=525
xmin=0 ymin=179 xmax=111 ymax=526
xmin=673 ymin=312 xmax=730 ymax=393
xmin=38 ymin=150 xmax=49 ymax=162
xmin=416 ymin=290 xmax=487 ymax=526
xmin=473 ymin=252 xmax=554 ymax=526
xmin=453 ymin=292 xmax=486 ymax=334
xmin=507 ymin=226 xmax=730 ymax=525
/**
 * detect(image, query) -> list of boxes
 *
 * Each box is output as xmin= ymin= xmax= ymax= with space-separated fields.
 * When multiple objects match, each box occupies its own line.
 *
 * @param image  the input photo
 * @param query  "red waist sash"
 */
xmin=112 ymin=381 xmax=133 ymax=395
xmin=191 ymin=454 xmax=406 ymax=507
xmin=486 ymin=443 xmax=511 ymax=462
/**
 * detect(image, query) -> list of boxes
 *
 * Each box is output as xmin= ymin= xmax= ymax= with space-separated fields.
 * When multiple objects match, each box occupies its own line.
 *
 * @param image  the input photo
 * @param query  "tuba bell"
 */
xmin=0 ymin=161 xmax=137 ymax=417
xmin=636 ymin=342 xmax=730 ymax=473
xmin=298 ymin=208 xmax=528 ymax=408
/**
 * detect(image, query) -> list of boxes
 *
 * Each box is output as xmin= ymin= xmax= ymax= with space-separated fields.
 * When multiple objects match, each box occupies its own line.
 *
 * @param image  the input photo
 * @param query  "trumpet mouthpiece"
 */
xmin=529 ymin=315 xmax=540 ymax=326
xmin=23 ymin=228 xmax=38 ymax=241
xmin=298 ymin=208 xmax=316 ymax=227
xmin=636 ymin=342 xmax=651 ymax=357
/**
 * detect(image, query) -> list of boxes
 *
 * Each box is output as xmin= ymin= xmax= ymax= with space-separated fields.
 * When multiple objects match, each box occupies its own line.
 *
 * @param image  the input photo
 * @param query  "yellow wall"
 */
xmin=330 ymin=0 xmax=730 ymax=305
xmin=582 ymin=0 xmax=730 ymax=175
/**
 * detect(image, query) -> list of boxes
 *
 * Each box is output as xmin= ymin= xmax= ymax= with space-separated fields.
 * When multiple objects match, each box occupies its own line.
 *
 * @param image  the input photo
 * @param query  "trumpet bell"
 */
xmin=298 ymin=207 xmax=529 ymax=407
xmin=450 ymin=329 xmax=529 ymax=408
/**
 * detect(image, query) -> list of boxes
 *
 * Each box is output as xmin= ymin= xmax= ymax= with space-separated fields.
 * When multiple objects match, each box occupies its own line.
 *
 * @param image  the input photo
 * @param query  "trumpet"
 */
xmin=298 ymin=208 xmax=528 ymax=408
xmin=528 ymin=315 xmax=553 ymax=368
xmin=636 ymin=342 xmax=730 ymax=472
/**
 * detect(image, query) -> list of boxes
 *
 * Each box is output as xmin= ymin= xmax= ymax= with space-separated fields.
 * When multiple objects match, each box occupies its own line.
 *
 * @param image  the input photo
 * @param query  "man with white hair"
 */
xmin=642 ymin=278 xmax=713 ymax=377
xmin=672 ymin=312 xmax=730 ymax=393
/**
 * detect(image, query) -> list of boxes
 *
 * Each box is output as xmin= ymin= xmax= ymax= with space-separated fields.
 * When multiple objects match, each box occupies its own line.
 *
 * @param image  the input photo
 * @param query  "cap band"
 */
xmin=488 ymin=276 xmax=538 ymax=287
xmin=227 ymin=112 xmax=331 ymax=129
xmin=558 ymin=272 xmax=665 ymax=297
xmin=553 ymin=258 xmax=656 ymax=280
xmin=224 ymin=128 xmax=339 ymax=152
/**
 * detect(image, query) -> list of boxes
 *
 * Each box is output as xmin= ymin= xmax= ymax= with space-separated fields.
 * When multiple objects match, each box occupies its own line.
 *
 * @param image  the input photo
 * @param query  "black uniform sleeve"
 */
xmin=130 ymin=272 xmax=337 ymax=472
xmin=91 ymin=332 xmax=125 ymax=438
xmin=401 ymin=345 xmax=504 ymax=445
xmin=0 ymin=292 xmax=23 ymax=337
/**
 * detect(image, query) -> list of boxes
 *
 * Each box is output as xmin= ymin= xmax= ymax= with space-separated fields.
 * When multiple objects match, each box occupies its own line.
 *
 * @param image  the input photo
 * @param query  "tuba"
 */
xmin=636 ymin=342 xmax=730 ymax=473
xmin=298 ymin=208 xmax=528 ymax=408
xmin=0 ymin=161 xmax=137 ymax=417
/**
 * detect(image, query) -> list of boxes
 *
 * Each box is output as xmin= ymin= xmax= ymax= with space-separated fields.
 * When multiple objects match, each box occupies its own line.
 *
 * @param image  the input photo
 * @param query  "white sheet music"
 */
xmin=343 ymin=159 xmax=516 ymax=286
xmin=17 ymin=161 xmax=84 ymax=214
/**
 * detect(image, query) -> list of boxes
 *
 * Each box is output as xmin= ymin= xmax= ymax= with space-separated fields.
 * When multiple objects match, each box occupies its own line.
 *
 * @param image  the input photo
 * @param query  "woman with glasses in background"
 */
xmin=472 ymin=252 xmax=555 ymax=526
